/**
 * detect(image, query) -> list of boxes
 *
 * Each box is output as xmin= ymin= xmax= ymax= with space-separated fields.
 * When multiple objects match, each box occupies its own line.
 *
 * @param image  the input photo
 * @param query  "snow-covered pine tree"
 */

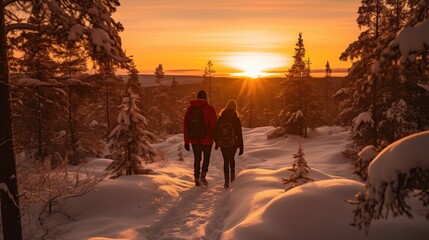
xmin=337 ymin=0 xmax=429 ymax=164
xmin=270 ymin=33 xmax=315 ymax=138
xmin=1 ymin=1 xmax=129 ymax=237
xmin=338 ymin=0 xmax=387 ymax=161
xmin=106 ymin=89 xmax=156 ymax=178
xmin=282 ymin=144 xmax=313 ymax=191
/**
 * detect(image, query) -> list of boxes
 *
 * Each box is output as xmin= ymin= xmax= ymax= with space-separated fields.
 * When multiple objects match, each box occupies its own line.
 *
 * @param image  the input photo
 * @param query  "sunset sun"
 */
xmin=222 ymin=52 xmax=288 ymax=78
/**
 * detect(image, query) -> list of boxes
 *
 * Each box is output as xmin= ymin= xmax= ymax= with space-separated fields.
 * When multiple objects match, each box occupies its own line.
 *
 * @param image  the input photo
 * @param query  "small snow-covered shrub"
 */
xmin=282 ymin=144 xmax=313 ymax=191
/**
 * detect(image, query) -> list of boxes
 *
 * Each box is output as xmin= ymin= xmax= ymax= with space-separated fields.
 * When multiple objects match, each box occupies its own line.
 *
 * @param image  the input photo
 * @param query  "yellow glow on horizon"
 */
xmin=113 ymin=1 xmax=362 ymax=76
xmin=223 ymin=52 xmax=289 ymax=78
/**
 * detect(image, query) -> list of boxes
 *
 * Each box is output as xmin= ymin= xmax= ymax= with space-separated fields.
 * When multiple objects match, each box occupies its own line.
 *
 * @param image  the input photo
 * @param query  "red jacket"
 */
xmin=183 ymin=99 xmax=217 ymax=145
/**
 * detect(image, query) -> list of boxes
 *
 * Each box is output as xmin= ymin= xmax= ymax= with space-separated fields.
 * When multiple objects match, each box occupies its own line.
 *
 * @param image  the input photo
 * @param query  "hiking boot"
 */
xmin=231 ymin=177 xmax=235 ymax=183
xmin=201 ymin=172 xmax=208 ymax=185
xmin=224 ymin=182 xmax=229 ymax=189
xmin=195 ymin=178 xmax=201 ymax=187
xmin=200 ymin=176 xmax=208 ymax=185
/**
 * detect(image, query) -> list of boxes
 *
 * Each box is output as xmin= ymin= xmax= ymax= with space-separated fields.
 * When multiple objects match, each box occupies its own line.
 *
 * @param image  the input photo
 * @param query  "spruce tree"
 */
xmin=125 ymin=59 xmax=146 ymax=114
xmin=271 ymin=33 xmax=314 ymax=138
xmin=107 ymin=89 xmax=156 ymax=178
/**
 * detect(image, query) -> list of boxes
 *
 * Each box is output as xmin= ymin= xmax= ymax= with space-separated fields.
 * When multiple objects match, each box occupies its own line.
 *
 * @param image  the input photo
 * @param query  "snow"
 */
xmin=368 ymin=130 xmax=429 ymax=188
xmin=15 ymin=78 xmax=54 ymax=86
xmin=358 ymin=145 xmax=378 ymax=162
xmin=90 ymin=28 xmax=114 ymax=52
xmin=389 ymin=18 xmax=429 ymax=64
xmin=68 ymin=24 xmax=85 ymax=41
xmin=90 ymin=120 xmax=99 ymax=127
xmin=353 ymin=111 xmax=374 ymax=130
xmin=59 ymin=126 xmax=429 ymax=239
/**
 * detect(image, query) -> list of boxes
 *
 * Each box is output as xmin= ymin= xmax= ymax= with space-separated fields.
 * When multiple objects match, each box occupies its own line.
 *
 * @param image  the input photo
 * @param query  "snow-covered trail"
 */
xmin=141 ymin=149 xmax=235 ymax=240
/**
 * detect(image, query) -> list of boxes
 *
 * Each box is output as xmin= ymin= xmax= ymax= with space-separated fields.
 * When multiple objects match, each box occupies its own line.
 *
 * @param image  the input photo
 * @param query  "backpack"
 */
xmin=187 ymin=103 xmax=208 ymax=141
xmin=218 ymin=121 xmax=235 ymax=148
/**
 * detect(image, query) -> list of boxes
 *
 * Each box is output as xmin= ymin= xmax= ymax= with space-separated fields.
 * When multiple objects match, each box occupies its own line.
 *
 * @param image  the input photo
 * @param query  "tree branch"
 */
xmin=6 ymin=23 xmax=39 ymax=34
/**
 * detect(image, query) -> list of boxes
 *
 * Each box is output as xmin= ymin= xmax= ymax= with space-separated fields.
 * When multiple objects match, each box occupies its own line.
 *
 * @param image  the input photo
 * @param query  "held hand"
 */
xmin=239 ymin=148 xmax=244 ymax=156
xmin=184 ymin=143 xmax=190 ymax=151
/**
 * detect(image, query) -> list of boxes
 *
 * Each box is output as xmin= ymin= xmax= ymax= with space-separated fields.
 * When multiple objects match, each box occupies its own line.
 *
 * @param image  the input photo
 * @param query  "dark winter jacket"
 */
xmin=214 ymin=109 xmax=244 ymax=151
xmin=183 ymin=99 xmax=217 ymax=145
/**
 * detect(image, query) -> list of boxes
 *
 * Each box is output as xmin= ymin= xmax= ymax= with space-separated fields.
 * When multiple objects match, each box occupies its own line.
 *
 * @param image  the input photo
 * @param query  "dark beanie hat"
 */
xmin=197 ymin=90 xmax=207 ymax=100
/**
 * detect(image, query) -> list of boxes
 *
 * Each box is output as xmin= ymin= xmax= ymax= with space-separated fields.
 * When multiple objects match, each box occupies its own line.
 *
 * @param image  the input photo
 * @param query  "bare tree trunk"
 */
xmin=0 ymin=4 xmax=23 ymax=240
xmin=106 ymin=84 xmax=110 ymax=130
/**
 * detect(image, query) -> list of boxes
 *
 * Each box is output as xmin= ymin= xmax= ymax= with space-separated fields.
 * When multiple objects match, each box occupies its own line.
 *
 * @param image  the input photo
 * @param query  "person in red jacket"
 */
xmin=183 ymin=90 xmax=217 ymax=186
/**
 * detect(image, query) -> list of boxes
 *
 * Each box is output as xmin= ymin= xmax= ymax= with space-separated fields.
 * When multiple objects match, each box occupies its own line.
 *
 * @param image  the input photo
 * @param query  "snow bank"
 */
xmin=368 ymin=130 xmax=429 ymax=187
xmin=223 ymin=179 xmax=429 ymax=240
xmin=59 ymin=126 xmax=428 ymax=240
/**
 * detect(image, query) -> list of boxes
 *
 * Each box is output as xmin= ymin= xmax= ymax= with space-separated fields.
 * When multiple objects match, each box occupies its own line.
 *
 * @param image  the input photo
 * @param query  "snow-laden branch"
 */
xmin=371 ymin=0 xmax=429 ymax=75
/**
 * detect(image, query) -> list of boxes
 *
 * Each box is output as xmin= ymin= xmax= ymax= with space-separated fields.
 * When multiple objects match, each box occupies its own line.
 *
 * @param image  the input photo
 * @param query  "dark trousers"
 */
xmin=221 ymin=147 xmax=237 ymax=182
xmin=191 ymin=144 xmax=212 ymax=178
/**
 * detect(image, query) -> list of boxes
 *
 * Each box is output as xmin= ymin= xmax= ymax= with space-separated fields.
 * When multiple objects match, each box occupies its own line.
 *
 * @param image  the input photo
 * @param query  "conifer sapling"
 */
xmin=282 ymin=144 xmax=313 ymax=191
xmin=106 ymin=89 xmax=156 ymax=178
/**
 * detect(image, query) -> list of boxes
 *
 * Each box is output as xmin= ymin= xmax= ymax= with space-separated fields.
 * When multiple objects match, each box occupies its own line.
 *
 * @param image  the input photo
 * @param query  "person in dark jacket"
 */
xmin=183 ymin=90 xmax=217 ymax=186
xmin=214 ymin=99 xmax=244 ymax=189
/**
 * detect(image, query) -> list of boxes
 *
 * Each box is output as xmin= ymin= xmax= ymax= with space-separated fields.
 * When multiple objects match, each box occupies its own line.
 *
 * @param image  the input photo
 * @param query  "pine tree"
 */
xmin=0 ymin=1 xmax=129 ymax=238
xmin=155 ymin=64 xmax=164 ymax=86
xmin=336 ymin=0 xmax=428 ymax=164
xmin=106 ymin=89 xmax=156 ymax=178
xmin=204 ymin=60 xmax=216 ymax=104
xmin=271 ymin=33 xmax=314 ymax=138
xmin=320 ymin=61 xmax=336 ymax=125
xmin=282 ymin=144 xmax=313 ymax=191
xmin=125 ymin=59 xmax=146 ymax=114
xmin=57 ymin=44 xmax=89 ymax=165
xmin=166 ymin=77 xmax=184 ymax=134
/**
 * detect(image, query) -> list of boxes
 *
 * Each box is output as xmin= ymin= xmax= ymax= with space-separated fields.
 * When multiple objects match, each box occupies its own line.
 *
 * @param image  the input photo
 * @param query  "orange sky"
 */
xmin=114 ymin=0 xmax=361 ymax=77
